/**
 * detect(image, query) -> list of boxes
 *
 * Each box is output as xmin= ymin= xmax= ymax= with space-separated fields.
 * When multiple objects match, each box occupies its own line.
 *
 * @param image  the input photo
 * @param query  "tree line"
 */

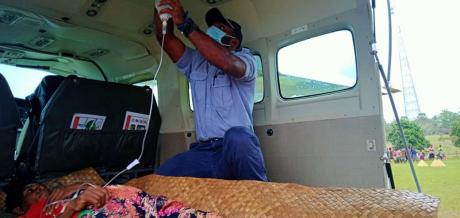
xmin=386 ymin=109 xmax=460 ymax=150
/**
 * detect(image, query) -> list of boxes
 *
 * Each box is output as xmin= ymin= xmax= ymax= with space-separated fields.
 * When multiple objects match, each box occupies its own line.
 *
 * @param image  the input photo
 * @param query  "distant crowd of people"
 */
xmin=387 ymin=145 xmax=446 ymax=163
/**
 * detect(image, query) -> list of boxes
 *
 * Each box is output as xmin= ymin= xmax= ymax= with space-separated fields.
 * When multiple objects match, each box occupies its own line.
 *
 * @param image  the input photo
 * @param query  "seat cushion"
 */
xmin=33 ymin=77 xmax=160 ymax=176
xmin=0 ymin=73 xmax=20 ymax=180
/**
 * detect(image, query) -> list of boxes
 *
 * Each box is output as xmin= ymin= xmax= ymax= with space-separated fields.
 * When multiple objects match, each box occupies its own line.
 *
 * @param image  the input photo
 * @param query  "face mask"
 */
xmin=206 ymin=26 xmax=234 ymax=47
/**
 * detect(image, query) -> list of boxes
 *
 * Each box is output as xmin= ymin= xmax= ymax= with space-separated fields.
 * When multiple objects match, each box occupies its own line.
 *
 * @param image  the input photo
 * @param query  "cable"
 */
xmin=374 ymin=52 xmax=422 ymax=193
xmin=371 ymin=0 xmax=421 ymax=192
xmin=138 ymin=24 xmax=166 ymax=160
xmin=371 ymin=0 xmax=377 ymax=42
xmin=103 ymin=28 xmax=166 ymax=187
xmin=103 ymin=168 xmax=129 ymax=188
xmin=43 ymin=183 xmax=98 ymax=209
xmin=386 ymin=0 xmax=393 ymax=82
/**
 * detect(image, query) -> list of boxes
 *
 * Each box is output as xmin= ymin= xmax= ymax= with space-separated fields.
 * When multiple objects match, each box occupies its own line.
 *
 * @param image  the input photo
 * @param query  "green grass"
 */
xmin=392 ymin=136 xmax=460 ymax=217
xmin=393 ymin=160 xmax=460 ymax=217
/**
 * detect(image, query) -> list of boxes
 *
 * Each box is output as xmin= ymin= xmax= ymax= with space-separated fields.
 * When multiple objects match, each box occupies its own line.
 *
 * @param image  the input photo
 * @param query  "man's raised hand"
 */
xmin=158 ymin=0 xmax=186 ymax=26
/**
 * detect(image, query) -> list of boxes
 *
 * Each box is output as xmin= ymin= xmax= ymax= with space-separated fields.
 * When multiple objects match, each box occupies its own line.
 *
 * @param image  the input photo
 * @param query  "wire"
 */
xmin=138 ymin=27 xmax=166 ymax=160
xmin=103 ymin=168 xmax=128 ymax=188
xmin=103 ymin=31 xmax=166 ymax=187
xmin=371 ymin=0 xmax=377 ymax=42
xmin=386 ymin=0 xmax=393 ymax=82
xmin=374 ymin=52 xmax=422 ymax=193
xmin=138 ymin=31 xmax=165 ymax=162
xmin=43 ymin=183 xmax=98 ymax=209
xmin=371 ymin=0 xmax=421 ymax=192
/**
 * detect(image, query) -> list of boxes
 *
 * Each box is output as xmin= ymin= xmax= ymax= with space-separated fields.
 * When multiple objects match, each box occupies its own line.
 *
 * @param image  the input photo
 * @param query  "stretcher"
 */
xmin=127 ymin=175 xmax=439 ymax=217
xmin=0 ymin=168 xmax=440 ymax=217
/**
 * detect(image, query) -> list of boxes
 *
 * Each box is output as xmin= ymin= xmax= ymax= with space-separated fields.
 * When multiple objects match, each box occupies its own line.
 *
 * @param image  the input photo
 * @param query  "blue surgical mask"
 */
xmin=206 ymin=26 xmax=232 ymax=46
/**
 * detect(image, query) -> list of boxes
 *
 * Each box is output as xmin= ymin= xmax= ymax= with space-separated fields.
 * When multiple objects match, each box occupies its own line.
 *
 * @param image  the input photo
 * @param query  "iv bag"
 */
xmin=155 ymin=0 xmax=172 ymax=22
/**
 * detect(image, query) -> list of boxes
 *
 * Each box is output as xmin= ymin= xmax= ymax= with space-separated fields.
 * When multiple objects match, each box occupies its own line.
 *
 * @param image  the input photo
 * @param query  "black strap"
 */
xmin=199 ymin=137 xmax=223 ymax=143
xmin=385 ymin=162 xmax=395 ymax=189
xmin=177 ymin=12 xmax=197 ymax=38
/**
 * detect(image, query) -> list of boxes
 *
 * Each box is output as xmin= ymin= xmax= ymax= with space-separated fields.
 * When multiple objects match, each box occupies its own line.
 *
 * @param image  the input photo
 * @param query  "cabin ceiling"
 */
xmin=0 ymin=0 xmax=357 ymax=82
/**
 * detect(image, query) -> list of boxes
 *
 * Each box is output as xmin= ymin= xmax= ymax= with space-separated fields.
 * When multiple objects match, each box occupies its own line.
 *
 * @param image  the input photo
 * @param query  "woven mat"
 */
xmin=45 ymin=168 xmax=105 ymax=189
xmin=126 ymin=175 xmax=439 ymax=218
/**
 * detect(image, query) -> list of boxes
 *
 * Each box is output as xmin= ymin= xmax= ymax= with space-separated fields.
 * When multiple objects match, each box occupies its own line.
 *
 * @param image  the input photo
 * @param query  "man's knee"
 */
xmin=223 ymin=126 xmax=259 ymax=150
xmin=220 ymin=127 xmax=267 ymax=181
xmin=223 ymin=127 xmax=260 ymax=156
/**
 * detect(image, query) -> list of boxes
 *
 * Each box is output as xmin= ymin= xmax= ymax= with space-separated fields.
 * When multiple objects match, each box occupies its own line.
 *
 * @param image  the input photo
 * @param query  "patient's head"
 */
xmin=5 ymin=181 xmax=50 ymax=215
xmin=22 ymin=183 xmax=50 ymax=208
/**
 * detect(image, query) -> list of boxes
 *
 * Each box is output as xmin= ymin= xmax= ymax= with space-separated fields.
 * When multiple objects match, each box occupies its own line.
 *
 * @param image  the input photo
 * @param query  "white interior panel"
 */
xmin=256 ymin=115 xmax=386 ymax=188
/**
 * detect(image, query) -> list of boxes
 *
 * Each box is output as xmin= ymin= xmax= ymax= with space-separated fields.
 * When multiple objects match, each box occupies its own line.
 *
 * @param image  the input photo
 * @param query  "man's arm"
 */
xmin=154 ymin=9 xmax=186 ymax=63
xmin=158 ymin=0 xmax=247 ymax=79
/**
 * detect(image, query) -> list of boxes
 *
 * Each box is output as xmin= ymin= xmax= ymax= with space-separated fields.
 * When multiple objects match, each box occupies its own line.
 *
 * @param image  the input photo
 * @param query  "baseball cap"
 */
xmin=205 ymin=8 xmax=243 ymax=45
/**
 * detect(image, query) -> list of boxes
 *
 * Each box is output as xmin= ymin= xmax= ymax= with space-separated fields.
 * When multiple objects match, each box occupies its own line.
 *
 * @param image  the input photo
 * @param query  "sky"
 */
xmin=278 ymin=30 xmax=356 ymax=87
xmin=1 ymin=0 xmax=459 ymax=121
xmin=376 ymin=0 xmax=460 ymax=120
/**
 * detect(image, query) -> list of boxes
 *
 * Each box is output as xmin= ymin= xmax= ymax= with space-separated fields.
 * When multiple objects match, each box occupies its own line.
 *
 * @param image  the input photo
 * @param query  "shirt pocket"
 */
xmin=189 ymin=71 xmax=208 ymax=106
xmin=211 ymin=74 xmax=233 ymax=109
xmin=189 ymin=71 xmax=208 ymax=81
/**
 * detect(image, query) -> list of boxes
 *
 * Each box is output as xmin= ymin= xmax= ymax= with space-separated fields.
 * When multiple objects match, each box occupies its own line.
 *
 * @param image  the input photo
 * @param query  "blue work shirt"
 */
xmin=176 ymin=47 xmax=257 ymax=141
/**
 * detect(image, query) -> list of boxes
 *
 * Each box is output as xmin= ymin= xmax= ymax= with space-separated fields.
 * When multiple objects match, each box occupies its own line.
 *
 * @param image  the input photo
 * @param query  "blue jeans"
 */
xmin=155 ymin=127 xmax=268 ymax=181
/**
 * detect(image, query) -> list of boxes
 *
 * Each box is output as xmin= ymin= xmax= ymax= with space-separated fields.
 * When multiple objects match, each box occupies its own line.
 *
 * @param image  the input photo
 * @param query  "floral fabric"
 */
xmin=79 ymin=185 xmax=219 ymax=218
xmin=24 ymin=185 xmax=220 ymax=218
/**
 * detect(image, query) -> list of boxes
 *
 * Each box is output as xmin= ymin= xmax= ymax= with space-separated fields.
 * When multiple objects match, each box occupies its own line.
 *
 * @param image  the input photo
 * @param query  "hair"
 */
xmin=4 ymin=178 xmax=28 ymax=213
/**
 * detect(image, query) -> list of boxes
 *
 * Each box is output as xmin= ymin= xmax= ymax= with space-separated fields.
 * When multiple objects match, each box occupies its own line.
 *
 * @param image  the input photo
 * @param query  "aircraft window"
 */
xmin=254 ymin=55 xmax=264 ymax=103
xmin=277 ymin=30 xmax=357 ymax=99
xmin=133 ymin=79 xmax=159 ymax=106
xmin=189 ymin=54 xmax=265 ymax=111
xmin=0 ymin=63 xmax=54 ymax=99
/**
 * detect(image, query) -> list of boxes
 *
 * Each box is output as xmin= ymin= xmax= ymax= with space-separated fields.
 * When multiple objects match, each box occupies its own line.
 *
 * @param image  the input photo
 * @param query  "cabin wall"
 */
xmin=157 ymin=0 xmax=387 ymax=188
xmin=0 ymin=0 xmax=387 ymax=187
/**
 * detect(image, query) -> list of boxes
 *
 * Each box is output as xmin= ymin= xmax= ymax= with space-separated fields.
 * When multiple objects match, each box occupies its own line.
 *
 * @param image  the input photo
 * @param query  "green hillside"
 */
xmin=426 ymin=135 xmax=460 ymax=156
xmin=279 ymin=74 xmax=348 ymax=98
xmin=255 ymin=74 xmax=348 ymax=99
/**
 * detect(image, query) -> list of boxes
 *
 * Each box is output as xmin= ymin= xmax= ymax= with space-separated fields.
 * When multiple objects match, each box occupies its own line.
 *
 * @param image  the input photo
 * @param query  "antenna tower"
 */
xmin=397 ymin=26 xmax=423 ymax=120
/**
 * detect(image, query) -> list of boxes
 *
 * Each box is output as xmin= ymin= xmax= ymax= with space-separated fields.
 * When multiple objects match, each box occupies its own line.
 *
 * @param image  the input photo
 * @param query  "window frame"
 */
xmin=276 ymin=29 xmax=359 ymax=100
xmin=252 ymin=53 xmax=265 ymax=104
xmin=189 ymin=83 xmax=193 ymax=111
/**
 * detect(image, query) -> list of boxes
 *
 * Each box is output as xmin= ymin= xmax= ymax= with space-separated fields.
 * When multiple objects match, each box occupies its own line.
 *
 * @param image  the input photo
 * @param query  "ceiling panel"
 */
xmin=0 ymin=0 xmax=359 ymax=81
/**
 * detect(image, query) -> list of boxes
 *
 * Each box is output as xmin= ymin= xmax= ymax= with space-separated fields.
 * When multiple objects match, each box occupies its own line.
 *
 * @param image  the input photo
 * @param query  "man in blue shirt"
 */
xmin=154 ymin=0 xmax=268 ymax=181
